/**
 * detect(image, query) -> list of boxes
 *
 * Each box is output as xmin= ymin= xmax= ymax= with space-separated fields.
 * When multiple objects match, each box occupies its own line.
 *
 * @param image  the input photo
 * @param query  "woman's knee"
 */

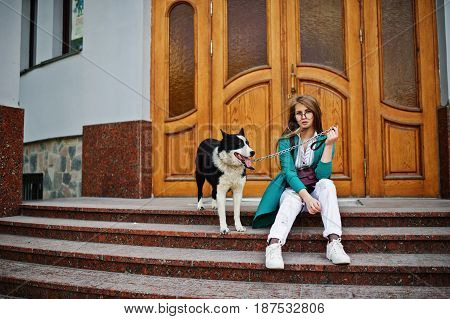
xmin=280 ymin=192 xmax=303 ymax=211
xmin=316 ymin=178 xmax=336 ymax=192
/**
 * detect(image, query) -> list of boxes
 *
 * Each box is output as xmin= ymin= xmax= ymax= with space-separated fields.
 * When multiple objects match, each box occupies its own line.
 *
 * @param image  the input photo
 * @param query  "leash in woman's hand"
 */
xmin=251 ymin=125 xmax=338 ymax=164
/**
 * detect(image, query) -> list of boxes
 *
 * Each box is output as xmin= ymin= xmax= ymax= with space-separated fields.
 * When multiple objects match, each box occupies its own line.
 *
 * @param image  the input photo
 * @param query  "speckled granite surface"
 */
xmin=0 ymin=105 xmax=24 ymax=217
xmin=1 ymin=259 xmax=448 ymax=298
xmin=20 ymin=197 xmax=450 ymax=227
xmin=1 ymin=197 xmax=448 ymax=298
xmin=82 ymin=121 xmax=151 ymax=198
xmin=0 ymin=216 xmax=448 ymax=253
xmin=21 ymin=197 xmax=450 ymax=211
xmin=0 ymin=234 xmax=448 ymax=286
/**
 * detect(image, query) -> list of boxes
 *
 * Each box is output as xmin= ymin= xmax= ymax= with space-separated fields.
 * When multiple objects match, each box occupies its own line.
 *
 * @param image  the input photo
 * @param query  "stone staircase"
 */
xmin=0 ymin=197 xmax=449 ymax=298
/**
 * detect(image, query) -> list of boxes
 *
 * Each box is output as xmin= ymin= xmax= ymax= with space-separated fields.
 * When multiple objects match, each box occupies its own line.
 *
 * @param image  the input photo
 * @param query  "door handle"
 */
xmin=288 ymin=64 xmax=297 ymax=99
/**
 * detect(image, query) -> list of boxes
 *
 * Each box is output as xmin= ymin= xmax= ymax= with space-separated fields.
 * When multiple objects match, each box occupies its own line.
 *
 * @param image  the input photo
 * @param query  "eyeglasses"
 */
xmin=296 ymin=110 xmax=313 ymax=119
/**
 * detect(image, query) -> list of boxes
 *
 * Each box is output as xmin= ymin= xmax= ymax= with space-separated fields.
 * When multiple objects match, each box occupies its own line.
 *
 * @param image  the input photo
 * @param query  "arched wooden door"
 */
xmin=285 ymin=0 xmax=366 ymax=196
xmin=363 ymin=0 xmax=439 ymax=196
xmin=151 ymin=0 xmax=440 ymax=197
xmin=151 ymin=0 xmax=211 ymax=196
xmin=211 ymin=0 xmax=284 ymax=197
xmin=210 ymin=0 xmax=365 ymax=197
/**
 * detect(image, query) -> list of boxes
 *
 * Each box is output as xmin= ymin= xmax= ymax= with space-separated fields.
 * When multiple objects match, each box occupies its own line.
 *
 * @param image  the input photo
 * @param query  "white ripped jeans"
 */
xmin=268 ymin=178 xmax=342 ymax=246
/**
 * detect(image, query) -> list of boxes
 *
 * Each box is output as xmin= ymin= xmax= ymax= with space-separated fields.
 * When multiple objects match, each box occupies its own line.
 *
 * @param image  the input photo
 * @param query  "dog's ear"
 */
xmin=220 ymin=129 xmax=227 ymax=139
xmin=239 ymin=127 xmax=245 ymax=136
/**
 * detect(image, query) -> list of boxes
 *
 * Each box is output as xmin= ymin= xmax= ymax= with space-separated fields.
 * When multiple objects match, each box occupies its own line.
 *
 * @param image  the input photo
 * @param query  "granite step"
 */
xmin=0 ymin=235 xmax=448 ymax=287
xmin=1 ymin=259 xmax=448 ymax=299
xmin=20 ymin=205 xmax=450 ymax=227
xmin=1 ymin=216 xmax=448 ymax=253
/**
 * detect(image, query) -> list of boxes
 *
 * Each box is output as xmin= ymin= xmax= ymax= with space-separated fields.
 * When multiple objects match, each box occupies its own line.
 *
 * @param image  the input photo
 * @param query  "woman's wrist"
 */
xmin=321 ymin=144 xmax=333 ymax=162
xmin=298 ymin=189 xmax=312 ymax=201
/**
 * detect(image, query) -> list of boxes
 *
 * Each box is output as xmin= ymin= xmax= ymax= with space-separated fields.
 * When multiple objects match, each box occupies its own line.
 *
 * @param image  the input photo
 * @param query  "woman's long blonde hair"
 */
xmin=275 ymin=94 xmax=324 ymax=169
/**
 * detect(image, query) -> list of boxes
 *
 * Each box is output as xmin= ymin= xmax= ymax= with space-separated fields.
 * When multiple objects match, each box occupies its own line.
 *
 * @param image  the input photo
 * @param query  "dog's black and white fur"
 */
xmin=195 ymin=128 xmax=255 ymax=234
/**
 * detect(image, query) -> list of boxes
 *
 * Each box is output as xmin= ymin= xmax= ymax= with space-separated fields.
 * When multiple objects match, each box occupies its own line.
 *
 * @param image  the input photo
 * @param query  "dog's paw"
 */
xmin=197 ymin=198 xmax=205 ymax=210
xmin=211 ymin=199 xmax=217 ymax=210
xmin=235 ymin=225 xmax=246 ymax=232
xmin=220 ymin=226 xmax=230 ymax=234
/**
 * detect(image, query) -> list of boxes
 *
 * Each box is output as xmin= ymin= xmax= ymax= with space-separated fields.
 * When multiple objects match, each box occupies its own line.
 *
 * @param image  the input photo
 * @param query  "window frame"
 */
xmin=21 ymin=0 xmax=83 ymax=75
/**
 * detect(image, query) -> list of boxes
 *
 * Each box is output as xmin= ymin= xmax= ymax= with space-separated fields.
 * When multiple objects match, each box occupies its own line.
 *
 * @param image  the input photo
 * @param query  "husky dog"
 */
xmin=195 ymin=128 xmax=255 ymax=234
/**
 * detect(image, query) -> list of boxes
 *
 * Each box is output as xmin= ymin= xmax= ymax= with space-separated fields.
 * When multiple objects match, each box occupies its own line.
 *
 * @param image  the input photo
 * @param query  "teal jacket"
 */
xmin=252 ymin=134 xmax=335 ymax=228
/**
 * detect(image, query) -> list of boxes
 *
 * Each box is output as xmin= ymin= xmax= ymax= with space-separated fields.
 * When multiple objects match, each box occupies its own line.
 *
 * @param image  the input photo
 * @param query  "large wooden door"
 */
xmin=151 ymin=0 xmax=211 ymax=196
xmin=363 ymin=0 xmax=440 ymax=196
xmin=285 ymin=0 xmax=366 ymax=196
xmin=151 ymin=0 xmax=440 ymax=197
xmin=211 ymin=0 xmax=284 ymax=196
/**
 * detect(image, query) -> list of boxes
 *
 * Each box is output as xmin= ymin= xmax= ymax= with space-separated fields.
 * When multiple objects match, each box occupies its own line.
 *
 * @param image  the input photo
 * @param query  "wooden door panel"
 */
xmin=164 ymin=124 xmax=197 ymax=180
xmin=212 ymin=0 xmax=283 ymax=197
xmin=152 ymin=0 xmax=211 ymax=196
xmin=381 ymin=119 xmax=423 ymax=179
xmin=286 ymin=0 xmax=365 ymax=196
xmin=364 ymin=0 xmax=439 ymax=196
xmin=299 ymin=82 xmax=350 ymax=180
xmin=224 ymin=84 xmax=272 ymax=179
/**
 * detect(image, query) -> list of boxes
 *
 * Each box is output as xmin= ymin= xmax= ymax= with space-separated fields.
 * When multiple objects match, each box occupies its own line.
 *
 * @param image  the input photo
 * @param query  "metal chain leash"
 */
xmin=251 ymin=125 xmax=338 ymax=163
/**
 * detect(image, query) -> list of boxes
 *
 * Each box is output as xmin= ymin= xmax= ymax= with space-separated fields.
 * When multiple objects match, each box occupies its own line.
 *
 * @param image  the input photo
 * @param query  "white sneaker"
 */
xmin=326 ymin=238 xmax=351 ymax=265
xmin=265 ymin=243 xmax=284 ymax=269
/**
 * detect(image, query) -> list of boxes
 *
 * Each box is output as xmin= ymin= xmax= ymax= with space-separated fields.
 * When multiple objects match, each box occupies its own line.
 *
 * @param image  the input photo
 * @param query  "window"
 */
xmin=20 ymin=0 xmax=37 ymax=70
xmin=20 ymin=0 xmax=84 ymax=72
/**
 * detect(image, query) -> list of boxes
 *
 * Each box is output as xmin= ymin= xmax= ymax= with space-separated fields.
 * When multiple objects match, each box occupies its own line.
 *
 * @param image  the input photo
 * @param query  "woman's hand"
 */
xmin=325 ymin=126 xmax=338 ymax=146
xmin=304 ymin=196 xmax=321 ymax=214
xmin=298 ymin=189 xmax=321 ymax=214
